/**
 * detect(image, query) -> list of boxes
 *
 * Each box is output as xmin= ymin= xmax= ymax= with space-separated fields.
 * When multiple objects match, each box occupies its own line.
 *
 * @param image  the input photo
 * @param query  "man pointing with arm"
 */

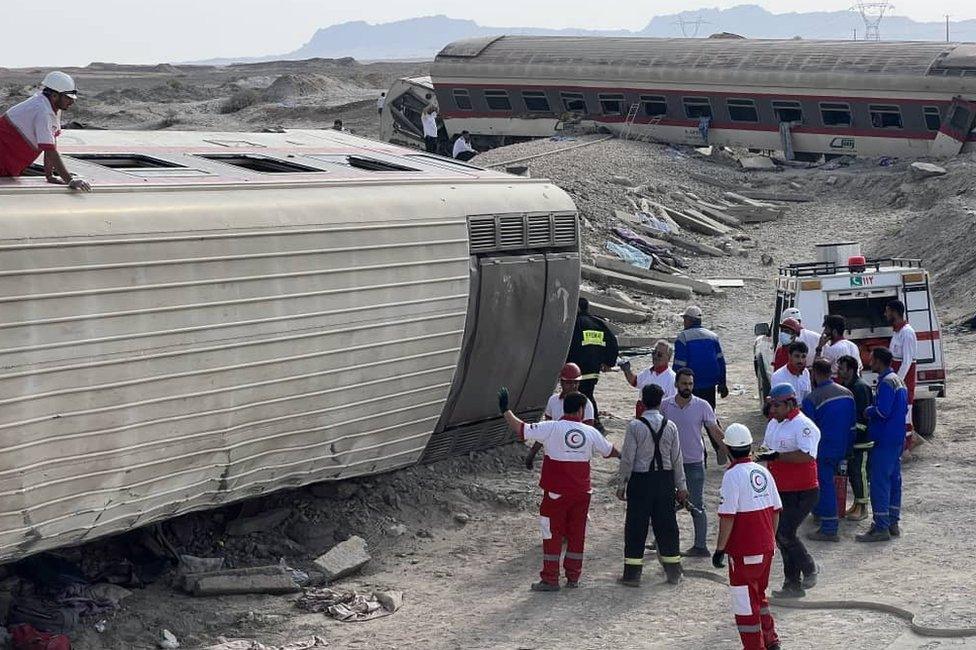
xmin=500 ymin=388 xmax=619 ymax=591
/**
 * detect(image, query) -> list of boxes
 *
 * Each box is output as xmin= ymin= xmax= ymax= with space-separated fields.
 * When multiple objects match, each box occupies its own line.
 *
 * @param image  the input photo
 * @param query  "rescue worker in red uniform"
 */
xmin=499 ymin=388 xmax=620 ymax=591
xmin=757 ymin=383 xmax=821 ymax=598
xmin=525 ymin=363 xmax=596 ymax=469
xmin=713 ymin=423 xmax=782 ymax=650
xmin=0 ymin=72 xmax=91 ymax=190
xmin=616 ymin=384 xmax=687 ymax=587
xmin=885 ymin=300 xmax=917 ymax=440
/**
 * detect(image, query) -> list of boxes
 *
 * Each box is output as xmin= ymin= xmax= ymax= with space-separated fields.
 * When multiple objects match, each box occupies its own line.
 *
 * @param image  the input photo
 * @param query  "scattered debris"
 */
xmin=313 ymin=536 xmax=371 ymax=582
xmin=179 ymin=555 xmax=225 ymax=575
xmin=594 ymin=256 xmax=716 ymax=296
xmin=180 ymin=565 xmax=301 ymax=596
xmin=738 ymin=155 xmax=780 ymax=172
xmin=761 ymin=254 xmax=775 ymax=267
xmin=297 ymin=587 xmax=403 ymax=622
xmin=226 ymin=508 xmax=291 ymax=536
xmin=705 ymin=279 xmax=746 ymax=288
xmin=581 ymin=265 xmax=693 ymax=300
xmin=202 ymin=637 xmax=328 ymax=650
xmin=453 ymin=513 xmax=471 ymax=525
xmin=10 ymin=624 xmax=71 ymax=650
xmin=158 ymin=629 xmax=180 ymax=649
xmin=388 ymin=523 xmax=408 ymax=537
xmin=910 ymin=161 xmax=948 ymax=179
xmin=609 ymin=175 xmax=634 ymax=186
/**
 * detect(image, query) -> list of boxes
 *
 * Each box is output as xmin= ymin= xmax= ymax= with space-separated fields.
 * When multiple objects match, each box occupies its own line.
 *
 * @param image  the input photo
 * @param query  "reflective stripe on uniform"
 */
xmin=659 ymin=555 xmax=682 ymax=564
xmin=624 ymin=557 xmax=644 ymax=566
xmin=582 ymin=330 xmax=605 ymax=346
xmin=543 ymin=554 xmax=561 ymax=562
xmin=737 ymin=625 xmax=762 ymax=633
xmin=759 ymin=607 xmax=771 ymax=616
xmin=579 ymin=373 xmax=600 ymax=380
xmin=565 ymin=552 xmax=584 ymax=560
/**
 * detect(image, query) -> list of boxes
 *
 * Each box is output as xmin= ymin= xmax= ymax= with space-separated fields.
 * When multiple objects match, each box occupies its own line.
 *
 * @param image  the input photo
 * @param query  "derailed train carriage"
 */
xmin=383 ymin=35 xmax=976 ymax=158
xmin=0 ymin=128 xmax=580 ymax=562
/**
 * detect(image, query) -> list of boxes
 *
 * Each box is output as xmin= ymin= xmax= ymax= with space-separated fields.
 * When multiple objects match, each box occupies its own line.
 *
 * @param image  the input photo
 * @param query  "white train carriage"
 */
xmin=0 ymin=128 xmax=580 ymax=562
xmin=420 ymin=35 xmax=976 ymax=158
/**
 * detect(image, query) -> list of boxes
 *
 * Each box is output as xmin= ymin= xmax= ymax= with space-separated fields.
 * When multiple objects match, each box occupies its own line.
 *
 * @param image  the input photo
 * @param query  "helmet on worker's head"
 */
xmin=767 ymin=383 xmax=797 ymax=402
xmin=781 ymin=307 xmax=802 ymax=323
xmin=779 ymin=317 xmax=801 ymax=335
xmin=559 ymin=363 xmax=583 ymax=382
xmin=723 ymin=423 xmax=753 ymax=448
xmin=41 ymin=71 xmax=78 ymax=97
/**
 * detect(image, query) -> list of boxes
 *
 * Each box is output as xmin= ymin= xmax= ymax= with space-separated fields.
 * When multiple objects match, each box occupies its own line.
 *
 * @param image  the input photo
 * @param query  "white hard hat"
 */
xmin=781 ymin=307 xmax=801 ymax=323
xmin=41 ymin=71 xmax=77 ymax=97
xmin=680 ymin=305 xmax=703 ymax=319
xmin=723 ymin=423 xmax=753 ymax=448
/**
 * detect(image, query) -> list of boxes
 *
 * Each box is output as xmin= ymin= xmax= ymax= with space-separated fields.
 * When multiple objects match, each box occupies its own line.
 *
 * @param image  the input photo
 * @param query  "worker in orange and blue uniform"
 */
xmin=857 ymin=347 xmax=909 ymax=543
xmin=802 ymin=359 xmax=856 ymax=542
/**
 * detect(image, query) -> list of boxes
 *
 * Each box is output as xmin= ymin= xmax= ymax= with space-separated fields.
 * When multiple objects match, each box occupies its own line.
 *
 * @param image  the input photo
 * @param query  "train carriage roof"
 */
xmin=433 ymin=36 xmax=976 ymax=92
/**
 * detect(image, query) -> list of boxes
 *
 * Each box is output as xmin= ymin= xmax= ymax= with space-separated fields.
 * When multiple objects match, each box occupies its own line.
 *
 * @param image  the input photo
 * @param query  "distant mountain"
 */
xmin=193 ymin=8 xmax=976 ymax=65
xmin=286 ymin=15 xmax=629 ymax=61
xmin=641 ymin=5 xmax=976 ymax=41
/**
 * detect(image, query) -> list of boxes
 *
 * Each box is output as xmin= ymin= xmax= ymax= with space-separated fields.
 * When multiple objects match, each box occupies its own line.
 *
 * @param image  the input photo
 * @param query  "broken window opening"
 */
xmin=521 ymin=91 xmax=551 ymax=113
xmin=820 ymin=102 xmax=852 ymax=127
xmin=599 ymin=94 xmax=625 ymax=116
xmin=727 ymin=98 xmax=759 ymax=122
xmin=452 ymin=89 xmax=473 ymax=110
xmin=683 ymin=97 xmax=712 ymax=119
xmin=560 ymin=92 xmax=587 ymax=113
xmin=484 ymin=90 xmax=512 ymax=111
xmin=640 ymin=95 xmax=668 ymax=117
xmin=772 ymin=100 xmax=803 ymax=123
xmin=869 ymin=105 xmax=903 ymax=129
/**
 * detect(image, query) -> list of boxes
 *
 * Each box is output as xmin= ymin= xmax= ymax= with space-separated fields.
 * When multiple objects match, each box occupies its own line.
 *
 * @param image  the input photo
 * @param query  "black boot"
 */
xmin=856 ymin=525 xmax=891 ymax=543
xmin=889 ymin=522 xmax=901 ymax=538
xmin=772 ymin=580 xmax=805 ymax=598
xmin=617 ymin=563 xmax=642 ymax=587
xmin=663 ymin=562 xmax=683 ymax=585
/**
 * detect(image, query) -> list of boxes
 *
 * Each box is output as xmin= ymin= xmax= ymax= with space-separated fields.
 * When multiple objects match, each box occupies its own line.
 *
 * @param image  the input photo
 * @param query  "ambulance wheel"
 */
xmin=913 ymin=399 xmax=937 ymax=439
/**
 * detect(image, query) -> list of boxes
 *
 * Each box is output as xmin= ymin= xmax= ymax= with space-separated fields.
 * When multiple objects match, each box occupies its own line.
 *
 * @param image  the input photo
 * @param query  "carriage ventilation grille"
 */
xmin=420 ymin=411 xmax=542 ymax=463
xmin=467 ymin=213 xmax=578 ymax=253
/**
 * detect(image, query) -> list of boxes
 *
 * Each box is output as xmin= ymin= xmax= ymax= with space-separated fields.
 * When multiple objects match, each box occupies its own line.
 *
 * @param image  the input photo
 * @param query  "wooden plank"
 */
xmin=581 ymin=265 xmax=693 ymax=300
xmin=739 ymin=190 xmax=813 ymax=203
xmin=705 ymin=278 xmax=746 ymax=288
xmin=579 ymin=288 xmax=643 ymax=312
xmin=636 ymin=224 xmax=725 ymax=258
xmin=594 ymin=256 xmax=716 ymax=295
xmin=692 ymin=202 xmax=742 ymax=227
xmin=657 ymin=204 xmax=728 ymax=237
xmin=587 ymin=301 xmax=651 ymax=323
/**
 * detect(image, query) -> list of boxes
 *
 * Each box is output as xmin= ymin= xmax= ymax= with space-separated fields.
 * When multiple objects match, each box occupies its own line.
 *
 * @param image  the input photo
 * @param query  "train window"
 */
xmin=727 ymin=98 xmax=759 ymax=122
xmin=683 ymin=97 xmax=712 ymax=119
xmin=484 ymin=90 xmax=512 ymax=111
xmin=599 ymin=94 xmax=625 ymax=115
xmin=640 ymin=95 xmax=668 ymax=117
xmin=521 ymin=91 xmax=551 ymax=113
xmin=561 ymin=93 xmax=587 ymax=113
xmin=949 ymin=105 xmax=971 ymax=131
xmin=772 ymin=101 xmax=803 ymax=123
xmin=311 ymin=154 xmax=420 ymax=172
xmin=869 ymin=105 xmax=903 ymax=129
xmin=923 ymin=106 xmax=942 ymax=131
xmin=819 ymin=102 xmax=852 ymax=127
xmin=198 ymin=154 xmax=322 ymax=173
xmin=452 ymin=89 xmax=473 ymax=110
xmin=66 ymin=153 xmax=185 ymax=169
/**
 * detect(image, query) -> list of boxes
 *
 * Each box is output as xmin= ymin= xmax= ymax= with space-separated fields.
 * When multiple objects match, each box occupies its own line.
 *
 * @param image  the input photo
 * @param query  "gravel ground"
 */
xmin=15 ymin=137 xmax=976 ymax=650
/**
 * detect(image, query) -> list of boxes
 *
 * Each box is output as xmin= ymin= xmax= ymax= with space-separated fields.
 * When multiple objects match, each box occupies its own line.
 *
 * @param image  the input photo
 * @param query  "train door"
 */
xmin=930 ymin=97 xmax=976 ymax=157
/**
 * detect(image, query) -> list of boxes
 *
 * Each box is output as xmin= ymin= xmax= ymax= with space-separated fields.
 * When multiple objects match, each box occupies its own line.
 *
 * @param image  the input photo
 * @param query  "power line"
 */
xmin=673 ymin=15 xmax=710 ymax=38
xmin=850 ymin=2 xmax=894 ymax=41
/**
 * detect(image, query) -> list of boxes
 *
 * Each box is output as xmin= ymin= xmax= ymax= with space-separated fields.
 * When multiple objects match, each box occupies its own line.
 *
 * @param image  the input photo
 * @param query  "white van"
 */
xmin=753 ymin=242 xmax=946 ymax=436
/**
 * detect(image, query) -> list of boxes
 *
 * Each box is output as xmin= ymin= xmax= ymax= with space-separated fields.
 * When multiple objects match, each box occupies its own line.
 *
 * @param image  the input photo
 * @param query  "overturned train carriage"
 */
xmin=0 ymin=129 xmax=580 ymax=562
xmin=426 ymin=35 xmax=976 ymax=158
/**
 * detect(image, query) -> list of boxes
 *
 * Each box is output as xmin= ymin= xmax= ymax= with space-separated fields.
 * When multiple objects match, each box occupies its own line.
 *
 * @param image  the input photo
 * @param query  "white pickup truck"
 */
xmin=753 ymin=242 xmax=946 ymax=437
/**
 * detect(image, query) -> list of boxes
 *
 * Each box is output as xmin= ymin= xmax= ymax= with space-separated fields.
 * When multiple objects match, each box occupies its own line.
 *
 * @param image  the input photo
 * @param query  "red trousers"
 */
xmin=539 ymin=491 xmax=590 ymax=585
xmin=728 ymin=552 xmax=778 ymax=650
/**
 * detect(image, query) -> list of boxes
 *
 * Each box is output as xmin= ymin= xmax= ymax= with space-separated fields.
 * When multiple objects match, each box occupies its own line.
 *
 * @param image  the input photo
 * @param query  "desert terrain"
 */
xmin=2 ymin=62 xmax=976 ymax=650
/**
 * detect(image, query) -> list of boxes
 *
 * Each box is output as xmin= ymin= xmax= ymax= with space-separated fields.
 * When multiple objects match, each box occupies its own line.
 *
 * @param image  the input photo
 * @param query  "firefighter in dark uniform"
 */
xmin=567 ymin=297 xmax=618 ymax=430
xmin=616 ymin=384 xmax=687 ymax=587
xmin=837 ymin=354 xmax=873 ymax=521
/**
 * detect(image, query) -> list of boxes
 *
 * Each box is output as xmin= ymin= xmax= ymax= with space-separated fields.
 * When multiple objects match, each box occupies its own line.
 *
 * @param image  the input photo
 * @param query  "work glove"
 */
xmin=618 ymin=359 xmax=632 ymax=373
xmin=718 ymin=384 xmax=730 ymax=399
xmin=497 ymin=387 xmax=510 ymax=414
xmin=712 ymin=549 xmax=726 ymax=569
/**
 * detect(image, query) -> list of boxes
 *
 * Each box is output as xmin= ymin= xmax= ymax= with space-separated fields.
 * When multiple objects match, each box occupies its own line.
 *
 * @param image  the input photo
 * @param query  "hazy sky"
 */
xmin=3 ymin=0 xmax=974 ymax=67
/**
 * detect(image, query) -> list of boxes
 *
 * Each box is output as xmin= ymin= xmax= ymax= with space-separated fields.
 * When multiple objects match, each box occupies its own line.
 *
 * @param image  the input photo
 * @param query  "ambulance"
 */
xmin=753 ymin=242 xmax=946 ymax=437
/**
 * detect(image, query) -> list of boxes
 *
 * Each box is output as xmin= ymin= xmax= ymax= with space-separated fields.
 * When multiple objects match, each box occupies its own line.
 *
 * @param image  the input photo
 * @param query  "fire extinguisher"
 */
xmin=835 ymin=459 xmax=849 ymax=519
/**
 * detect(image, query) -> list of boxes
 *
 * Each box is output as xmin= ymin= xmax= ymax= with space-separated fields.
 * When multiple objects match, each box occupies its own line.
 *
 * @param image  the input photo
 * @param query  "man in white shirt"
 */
xmin=816 ymin=315 xmax=861 ymax=375
xmin=0 ymin=72 xmax=90 ymax=190
xmin=886 ymin=299 xmax=918 ymax=435
xmin=770 ymin=342 xmax=812 ymax=404
xmin=526 ymin=363 xmax=596 ymax=469
xmin=452 ymin=131 xmax=478 ymax=161
xmin=619 ymin=339 xmax=677 ymax=417
xmin=377 ymin=92 xmax=385 ymax=115
xmin=421 ymin=104 xmax=439 ymax=153
xmin=781 ymin=308 xmax=819 ymax=368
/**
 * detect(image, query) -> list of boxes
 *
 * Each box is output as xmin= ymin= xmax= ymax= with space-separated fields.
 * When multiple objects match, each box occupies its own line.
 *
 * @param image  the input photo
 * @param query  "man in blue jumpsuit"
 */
xmin=857 ymin=347 xmax=909 ymax=543
xmin=802 ymin=359 xmax=856 ymax=542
